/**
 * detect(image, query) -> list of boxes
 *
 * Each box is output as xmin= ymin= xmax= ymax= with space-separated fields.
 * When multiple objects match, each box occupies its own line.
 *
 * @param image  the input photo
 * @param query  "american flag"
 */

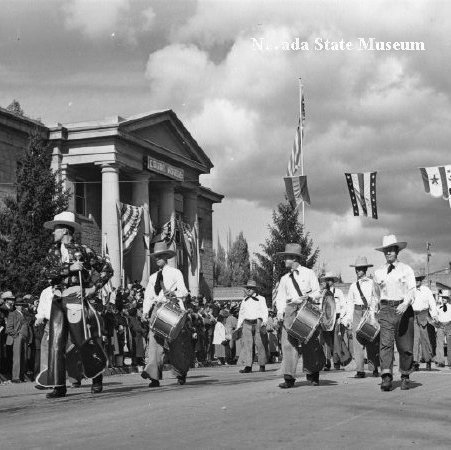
xmin=101 ymin=234 xmax=114 ymax=304
xmin=286 ymin=85 xmax=305 ymax=177
xmin=345 ymin=172 xmax=378 ymax=219
xmin=119 ymin=202 xmax=143 ymax=252
xmin=284 ymin=175 xmax=311 ymax=208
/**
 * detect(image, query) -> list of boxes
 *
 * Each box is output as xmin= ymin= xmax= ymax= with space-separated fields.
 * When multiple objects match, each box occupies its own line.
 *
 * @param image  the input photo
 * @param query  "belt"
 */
xmin=354 ymin=305 xmax=368 ymax=310
xmin=244 ymin=319 xmax=258 ymax=324
xmin=380 ymin=299 xmax=403 ymax=307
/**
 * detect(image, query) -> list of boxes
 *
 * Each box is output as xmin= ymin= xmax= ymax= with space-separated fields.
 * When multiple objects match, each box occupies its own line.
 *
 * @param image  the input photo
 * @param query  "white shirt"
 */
xmin=236 ymin=294 xmax=269 ymax=329
xmin=330 ymin=287 xmax=347 ymax=316
xmin=36 ymin=286 xmax=54 ymax=321
xmin=374 ymin=261 xmax=415 ymax=303
xmin=412 ymin=285 xmax=438 ymax=317
xmin=274 ymin=266 xmax=320 ymax=319
xmin=143 ymin=265 xmax=188 ymax=315
xmin=213 ymin=322 xmax=226 ymax=345
xmin=345 ymin=277 xmax=378 ymax=325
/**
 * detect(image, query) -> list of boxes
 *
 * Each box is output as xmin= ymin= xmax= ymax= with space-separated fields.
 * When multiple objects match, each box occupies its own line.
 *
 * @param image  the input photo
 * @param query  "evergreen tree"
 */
xmin=227 ymin=231 xmax=250 ymax=286
xmin=213 ymin=237 xmax=230 ymax=286
xmin=6 ymin=99 xmax=25 ymax=117
xmin=0 ymin=133 xmax=71 ymax=295
xmin=254 ymin=201 xmax=320 ymax=301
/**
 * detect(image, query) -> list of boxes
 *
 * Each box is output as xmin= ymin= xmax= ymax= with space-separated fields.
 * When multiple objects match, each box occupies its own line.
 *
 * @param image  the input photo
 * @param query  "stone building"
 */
xmin=0 ymin=107 xmax=223 ymax=298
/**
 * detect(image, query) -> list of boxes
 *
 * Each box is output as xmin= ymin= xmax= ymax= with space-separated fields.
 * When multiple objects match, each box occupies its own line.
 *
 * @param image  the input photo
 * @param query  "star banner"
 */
xmin=420 ymin=165 xmax=451 ymax=207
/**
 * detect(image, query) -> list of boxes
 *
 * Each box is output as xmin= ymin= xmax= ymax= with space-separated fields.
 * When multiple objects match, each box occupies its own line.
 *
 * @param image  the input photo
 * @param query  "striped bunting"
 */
xmin=120 ymin=202 xmax=143 ymax=252
xmin=420 ymin=166 xmax=451 ymax=204
xmin=345 ymin=172 xmax=378 ymax=219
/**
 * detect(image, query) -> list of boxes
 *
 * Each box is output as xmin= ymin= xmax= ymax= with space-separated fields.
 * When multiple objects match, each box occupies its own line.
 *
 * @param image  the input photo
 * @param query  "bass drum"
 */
xmin=320 ymin=290 xmax=336 ymax=331
xmin=150 ymin=301 xmax=187 ymax=342
xmin=286 ymin=300 xmax=322 ymax=344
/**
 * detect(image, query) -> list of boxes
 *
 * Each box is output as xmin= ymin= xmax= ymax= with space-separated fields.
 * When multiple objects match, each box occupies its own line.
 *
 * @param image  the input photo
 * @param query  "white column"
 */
xmin=101 ymin=163 xmax=121 ymax=288
xmin=184 ymin=190 xmax=199 ymax=296
xmin=159 ymin=183 xmax=177 ymax=268
xmin=130 ymin=174 xmax=151 ymax=286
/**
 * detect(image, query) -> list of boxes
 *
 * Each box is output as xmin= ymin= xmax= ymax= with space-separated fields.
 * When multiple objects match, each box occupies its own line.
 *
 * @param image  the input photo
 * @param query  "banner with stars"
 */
xmin=420 ymin=165 xmax=451 ymax=206
xmin=345 ymin=172 xmax=378 ymax=219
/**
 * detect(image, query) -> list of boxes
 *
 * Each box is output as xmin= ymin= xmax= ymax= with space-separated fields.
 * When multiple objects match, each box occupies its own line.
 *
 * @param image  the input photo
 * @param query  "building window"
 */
xmin=74 ymin=180 xmax=86 ymax=216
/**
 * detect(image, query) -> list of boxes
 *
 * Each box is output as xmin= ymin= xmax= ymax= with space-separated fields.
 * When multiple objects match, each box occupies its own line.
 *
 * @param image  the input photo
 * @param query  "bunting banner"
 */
xmin=119 ymin=202 xmax=143 ymax=252
xmin=284 ymin=175 xmax=311 ymax=209
xmin=345 ymin=172 xmax=378 ymax=219
xmin=420 ymin=165 xmax=451 ymax=206
xmin=178 ymin=218 xmax=200 ymax=276
xmin=101 ymin=234 xmax=114 ymax=305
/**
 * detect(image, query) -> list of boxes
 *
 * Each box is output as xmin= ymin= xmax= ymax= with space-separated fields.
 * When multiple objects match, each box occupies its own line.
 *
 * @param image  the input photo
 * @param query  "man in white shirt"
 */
xmin=236 ymin=280 xmax=268 ymax=373
xmin=274 ymin=243 xmax=324 ymax=388
xmin=346 ymin=256 xmax=380 ymax=378
xmin=412 ymin=273 xmax=438 ymax=371
xmin=142 ymin=242 xmax=191 ymax=387
xmin=435 ymin=290 xmax=451 ymax=367
xmin=373 ymin=235 xmax=416 ymax=391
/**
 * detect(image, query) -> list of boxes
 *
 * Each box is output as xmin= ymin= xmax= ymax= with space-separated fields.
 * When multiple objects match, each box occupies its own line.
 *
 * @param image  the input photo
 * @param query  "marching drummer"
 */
xmin=345 ymin=256 xmax=380 ymax=378
xmin=411 ymin=272 xmax=438 ymax=371
xmin=434 ymin=290 xmax=451 ymax=368
xmin=373 ymin=235 xmax=416 ymax=391
xmin=142 ymin=241 xmax=192 ymax=387
xmin=274 ymin=243 xmax=324 ymax=388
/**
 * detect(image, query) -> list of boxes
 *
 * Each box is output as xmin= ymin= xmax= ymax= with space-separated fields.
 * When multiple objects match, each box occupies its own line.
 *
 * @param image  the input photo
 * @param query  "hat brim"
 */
xmin=44 ymin=219 xmax=81 ymax=232
xmin=415 ymin=275 xmax=426 ymax=280
xmin=276 ymin=252 xmax=302 ymax=258
xmin=151 ymin=250 xmax=177 ymax=259
xmin=349 ymin=264 xmax=374 ymax=268
xmin=244 ymin=284 xmax=259 ymax=289
xmin=375 ymin=242 xmax=407 ymax=252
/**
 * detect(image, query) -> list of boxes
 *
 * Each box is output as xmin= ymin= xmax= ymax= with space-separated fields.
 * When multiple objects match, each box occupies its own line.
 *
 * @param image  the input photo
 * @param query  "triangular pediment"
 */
xmin=119 ymin=110 xmax=213 ymax=173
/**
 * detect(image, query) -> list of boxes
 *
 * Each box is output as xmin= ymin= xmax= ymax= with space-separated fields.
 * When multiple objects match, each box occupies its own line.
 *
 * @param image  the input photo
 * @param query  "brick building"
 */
xmin=0 ymin=107 xmax=223 ymax=298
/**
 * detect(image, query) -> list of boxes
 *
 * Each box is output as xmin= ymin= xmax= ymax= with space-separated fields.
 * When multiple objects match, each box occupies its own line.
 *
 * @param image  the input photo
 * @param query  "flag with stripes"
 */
xmin=119 ymin=202 xmax=143 ymax=252
xmin=286 ymin=87 xmax=305 ymax=176
xmin=284 ymin=175 xmax=311 ymax=208
xmin=345 ymin=172 xmax=378 ymax=219
xmin=420 ymin=166 xmax=451 ymax=206
xmin=101 ymin=234 xmax=114 ymax=304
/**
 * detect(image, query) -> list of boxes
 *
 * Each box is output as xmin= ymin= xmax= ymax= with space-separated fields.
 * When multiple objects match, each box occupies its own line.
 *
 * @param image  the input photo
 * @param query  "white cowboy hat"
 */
xmin=243 ymin=279 xmax=259 ymax=290
xmin=441 ymin=289 xmax=451 ymax=298
xmin=321 ymin=271 xmax=340 ymax=282
xmin=375 ymin=234 xmax=407 ymax=252
xmin=0 ymin=291 xmax=15 ymax=300
xmin=151 ymin=241 xmax=176 ymax=259
xmin=350 ymin=256 xmax=373 ymax=268
xmin=276 ymin=243 xmax=303 ymax=258
xmin=44 ymin=211 xmax=81 ymax=232
xmin=414 ymin=271 xmax=426 ymax=280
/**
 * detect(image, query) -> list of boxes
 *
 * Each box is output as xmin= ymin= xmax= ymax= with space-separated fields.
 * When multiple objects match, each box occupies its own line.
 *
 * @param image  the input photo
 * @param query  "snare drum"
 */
xmin=356 ymin=310 xmax=380 ymax=343
xmin=286 ymin=300 xmax=322 ymax=344
xmin=149 ymin=302 xmax=187 ymax=341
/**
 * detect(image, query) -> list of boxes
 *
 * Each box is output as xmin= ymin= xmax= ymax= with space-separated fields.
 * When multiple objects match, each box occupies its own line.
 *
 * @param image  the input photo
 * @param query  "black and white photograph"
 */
xmin=1 ymin=1 xmax=451 ymax=448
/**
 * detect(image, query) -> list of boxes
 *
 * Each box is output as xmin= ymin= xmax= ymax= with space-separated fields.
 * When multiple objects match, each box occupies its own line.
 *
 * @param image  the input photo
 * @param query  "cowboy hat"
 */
xmin=151 ymin=241 xmax=176 ymax=259
xmin=375 ymin=235 xmax=407 ymax=252
xmin=441 ymin=289 xmax=451 ymax=298
xmin=414 ymin=271 xmax=426 ymax=280
xmin=350 ymin=256 xmax=373 ymax=268
xmin=321 ymin=272 xmax=340 ymax=282
xmin=276 ymin=243 xmax=303 ymax=258
xmin=44 ymin=211 xmax=81 ymax=232
xmin=0 ymin=291 xmax=15 ymax=300
xmin=244 ymin=279 xmax=259 ymax=290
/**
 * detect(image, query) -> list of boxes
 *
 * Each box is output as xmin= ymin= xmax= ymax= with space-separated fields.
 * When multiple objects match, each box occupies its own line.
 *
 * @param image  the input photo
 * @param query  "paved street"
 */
xmin=0 ymin=363 xmax=450 ymax=450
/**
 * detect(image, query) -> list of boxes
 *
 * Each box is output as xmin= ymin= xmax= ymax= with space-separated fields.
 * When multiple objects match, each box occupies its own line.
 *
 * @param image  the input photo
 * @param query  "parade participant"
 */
xmin=435 ymin=290 xmax=451 ymax=368
xmin=37 ymin=211 xmax=113 ymax=398
xmin=274 ymin=243 xmax=324 ymax=388
xmin=374 ymin=235 xmax=416 ymax=391
xmin=236 ymin=280 xmax=268 ymax=373
xmin=346 ymin=256 xmax=380 ymax=378
xmin=412 ymin=272 xmax=438 ymax=371
xmin=142 ymin=241 xmax=192 ymax=387
xmin=320 ymin=272 xmax=348 ymax=370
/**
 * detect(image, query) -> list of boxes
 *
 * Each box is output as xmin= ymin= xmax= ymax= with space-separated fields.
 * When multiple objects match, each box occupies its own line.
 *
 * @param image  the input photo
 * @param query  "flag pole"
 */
xmin=299 ymin=77 xmax=305 ymax=226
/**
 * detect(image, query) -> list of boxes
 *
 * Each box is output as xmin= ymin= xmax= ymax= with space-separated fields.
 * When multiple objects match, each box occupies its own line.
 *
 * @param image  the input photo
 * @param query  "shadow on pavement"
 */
xmin=391 ymin=379 xmax=422 ymax=390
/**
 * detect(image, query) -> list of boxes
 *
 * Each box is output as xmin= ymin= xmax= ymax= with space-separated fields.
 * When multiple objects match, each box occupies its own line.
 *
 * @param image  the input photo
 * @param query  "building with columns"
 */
xmin=0 ymin=107 xmax=223 ymax=298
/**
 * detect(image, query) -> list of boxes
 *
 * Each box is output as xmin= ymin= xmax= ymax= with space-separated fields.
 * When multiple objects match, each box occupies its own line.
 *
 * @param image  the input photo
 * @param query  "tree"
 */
xmin=213 ymin=236 xmax=230 ymax=286
xmin=227 ymin=231 xmax=250 ymax=286
xmin=254 ymin=201 xmax=320 ymax=301
xmin=6 ymin=99 xmax=25 ymax=117
xmin=0 ymin=133 xmax=71 ymax=295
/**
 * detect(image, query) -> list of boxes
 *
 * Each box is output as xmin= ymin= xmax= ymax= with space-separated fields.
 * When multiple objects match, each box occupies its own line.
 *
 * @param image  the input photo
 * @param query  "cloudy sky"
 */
xmin=1 ymin=0 xmax=451 ymax=281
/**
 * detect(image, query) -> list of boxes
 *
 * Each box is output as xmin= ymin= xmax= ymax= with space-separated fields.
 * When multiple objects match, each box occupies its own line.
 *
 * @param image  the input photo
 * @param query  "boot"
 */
xmin=426 ymin=362 xmax=432 ymax=371
xmin=355 ymin=372 xmax=366 ymax=378
xmin=149 ymin=379 xmax=160 ymax=388
xmin=413 ymin=362 xmax=420 ymax=371
xmin=259 ymin=366 xmax=266 ymax=372
xmin=400 ymin=375 xmax=410 ymax=390
xmin=309 ymin=372 xmax=320 ymax=386
xmin=380 ymin=374 xmax=392 ymax=392
xmin=46 ymin=386 xmax=67 ymax=399
xmin=239 ymin=366 xmax=252 ymax=374
xmin=177 ymin=375 xmax=186 ymax=385
xmin=91 ymin=374 xmax=103 ymax=394
xmin=279 ymin=375 xmax=295 ymax=389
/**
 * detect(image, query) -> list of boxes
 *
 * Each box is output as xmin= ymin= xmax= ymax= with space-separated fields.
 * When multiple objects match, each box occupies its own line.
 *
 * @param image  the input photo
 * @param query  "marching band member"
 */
xmin=412 ymin=272 xmax=438 ymax=371
xmin=435 ymin=290 xmax=451 ymax=368
xmin=274 ymin=243 xmax=324 ymax=388
xmin=236 ymin=280 xmax=268 ymax=373
xmin=142 ymin=241 xmax=192 ymax=387
xmin=38 ymin=212 xmax=113 ymax=398
xmin=373 ymin=235 xmax=416 ymax=391
xmin=346 ymin=256 xmax=380 ymax=378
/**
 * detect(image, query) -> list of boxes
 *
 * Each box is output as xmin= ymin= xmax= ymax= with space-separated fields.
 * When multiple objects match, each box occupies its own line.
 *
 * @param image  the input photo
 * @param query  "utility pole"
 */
xmin=426 ymin=242 xmax=432 ymax=288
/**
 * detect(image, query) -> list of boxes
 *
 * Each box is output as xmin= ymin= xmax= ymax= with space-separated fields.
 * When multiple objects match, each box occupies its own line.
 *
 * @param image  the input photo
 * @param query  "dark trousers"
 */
xmin=240 ymin=320 xmax=267 ymax=367
xmin=379 ymin=304 xmax=414 ymax=377
xmin=47 ymin=293 xmax=103 ymax=387
xmin=413 ymin=310 xmax=435 ymax=363
xmin=321 ymin=316 xmax=341 ymax=366
xmin=12 ymin=337 xmax=26 ymax=380
xmin=281 ymin=304 xmax=325 ymax=378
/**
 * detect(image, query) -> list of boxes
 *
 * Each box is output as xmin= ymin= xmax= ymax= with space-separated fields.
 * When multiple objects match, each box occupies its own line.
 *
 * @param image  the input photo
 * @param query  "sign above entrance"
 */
xmin=145 ymin=157 xmax=184 ymax=181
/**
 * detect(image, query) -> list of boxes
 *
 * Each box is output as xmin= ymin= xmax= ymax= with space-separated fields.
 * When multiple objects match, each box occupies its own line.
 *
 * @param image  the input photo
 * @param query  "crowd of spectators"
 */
xmin=0 ymin=285 xmax=282 ymax=385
